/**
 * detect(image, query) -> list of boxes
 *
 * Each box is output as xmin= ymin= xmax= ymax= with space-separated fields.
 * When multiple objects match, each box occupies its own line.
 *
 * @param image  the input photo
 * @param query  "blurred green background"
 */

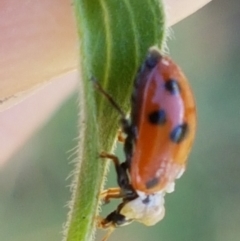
xmin=1 ymin=1 xmax=240 ymax=241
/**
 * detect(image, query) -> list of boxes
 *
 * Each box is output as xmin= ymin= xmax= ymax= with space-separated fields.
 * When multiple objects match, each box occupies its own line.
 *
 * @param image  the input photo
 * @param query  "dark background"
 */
xmin=1 ymin=1 xmax=240 ymax=241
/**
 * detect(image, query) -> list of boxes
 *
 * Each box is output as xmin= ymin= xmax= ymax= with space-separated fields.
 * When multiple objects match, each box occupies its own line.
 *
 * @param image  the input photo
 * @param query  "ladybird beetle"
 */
xmin=95 ymin=47 xmax=196 ymax=241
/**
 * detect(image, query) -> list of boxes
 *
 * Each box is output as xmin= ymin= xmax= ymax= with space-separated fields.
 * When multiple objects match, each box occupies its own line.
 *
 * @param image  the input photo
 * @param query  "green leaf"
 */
xmin=63 ymin=1 xmax=166 ymax=241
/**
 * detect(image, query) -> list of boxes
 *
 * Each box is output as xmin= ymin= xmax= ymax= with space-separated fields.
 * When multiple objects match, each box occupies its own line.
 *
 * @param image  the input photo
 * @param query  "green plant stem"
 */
xmin=63 ymin=1 xmax=166 ymax=241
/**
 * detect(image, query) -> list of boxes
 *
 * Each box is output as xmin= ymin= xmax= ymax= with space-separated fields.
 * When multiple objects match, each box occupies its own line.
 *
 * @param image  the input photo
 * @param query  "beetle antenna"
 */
xmin=92 ymin=78 xmax=126 ymax=119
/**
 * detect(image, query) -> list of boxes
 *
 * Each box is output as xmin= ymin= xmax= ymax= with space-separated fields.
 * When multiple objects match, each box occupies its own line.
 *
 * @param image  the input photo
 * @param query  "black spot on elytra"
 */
xmin=170 ymin=123 xmax=188 ymax=143
xmin=165 ymin=79 xmax=180 ymax=95
xmin=146 ymin=177 xmax=159 ymax=189
xmin=148 ymin=110 xmax=166 ymax=125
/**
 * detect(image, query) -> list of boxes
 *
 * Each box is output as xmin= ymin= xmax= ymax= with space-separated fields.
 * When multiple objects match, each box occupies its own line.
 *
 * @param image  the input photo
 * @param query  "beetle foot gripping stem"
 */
xmin=100 ymin=187 xmax=122 ymax=204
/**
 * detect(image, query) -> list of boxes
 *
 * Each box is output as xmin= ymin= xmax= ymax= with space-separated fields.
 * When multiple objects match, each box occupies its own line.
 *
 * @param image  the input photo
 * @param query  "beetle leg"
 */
xmin=100 ymin=152 xmax=130 ymax=190
xmin=117 ymin=129 xmax=126 ymax=143
xmin=100 ymin=152 xmax=137 ymax=199
xmin=97 ymin=217 xmax=115 ymax=241
xmin=101 ymin=227 xmax=115 ymax=241
xmin=100 ymin=152 xmax=120 ymax=166
xmin=100 ymin=187 xmax=122 ymax=203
